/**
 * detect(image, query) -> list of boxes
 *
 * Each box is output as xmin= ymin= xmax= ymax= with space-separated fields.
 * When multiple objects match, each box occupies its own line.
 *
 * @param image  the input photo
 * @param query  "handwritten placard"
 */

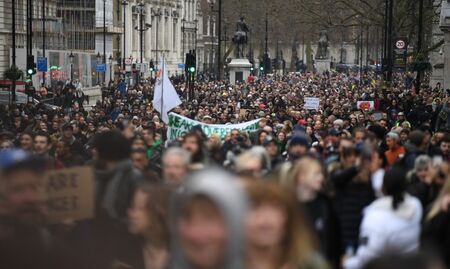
xmin=42 ymin=166 xmax=95 ymax=224
xmin=304 ymin=97 xmax=320 ymax=110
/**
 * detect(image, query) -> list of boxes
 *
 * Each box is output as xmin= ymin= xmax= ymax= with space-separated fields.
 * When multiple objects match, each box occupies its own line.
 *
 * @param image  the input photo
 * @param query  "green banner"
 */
xmin=167 ymin=113 xmax=261 ymax=140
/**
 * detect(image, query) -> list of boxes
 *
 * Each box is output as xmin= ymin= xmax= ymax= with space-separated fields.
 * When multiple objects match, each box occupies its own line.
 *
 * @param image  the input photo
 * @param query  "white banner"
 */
xmin=304 ymin=97 xmax=320 ymax=110
xmin=167 ymin=113 xmax=261 ymax=140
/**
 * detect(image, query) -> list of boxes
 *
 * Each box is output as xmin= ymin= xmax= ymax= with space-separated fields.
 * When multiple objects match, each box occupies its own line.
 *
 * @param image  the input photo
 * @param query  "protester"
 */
xmin=384 ymin=132 xmax=405 ymax=167
xmin=32 ymin=131 xmax=63 ymax=169
xmin=421 ymin=177 xmax=450 ymax=269
xmin=282 ymin=157 xmax=340 ymax=267
xmin=126 ymin=183 xmax=172 ymax=269
xmin=170 ymin=169 xmax=248 ymax=269
xmin=0 ymin=70 xmax=449 ymax=269
xmin=0 ymin=150 xmax=78 ymax=269
xmin=245 ymin=181 xmax=328 ymax=269
xmin=344 ymin=167 xmax=422 ymax=269
xmin=162 ymin=147 xmax=191 ymax=186
xmin=331 ymin=144 xmax=375 ymax=253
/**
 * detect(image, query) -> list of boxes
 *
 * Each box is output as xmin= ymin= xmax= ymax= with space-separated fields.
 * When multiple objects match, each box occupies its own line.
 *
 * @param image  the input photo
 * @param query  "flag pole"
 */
xmin=160 ymin=54 xmax=164 ymax=121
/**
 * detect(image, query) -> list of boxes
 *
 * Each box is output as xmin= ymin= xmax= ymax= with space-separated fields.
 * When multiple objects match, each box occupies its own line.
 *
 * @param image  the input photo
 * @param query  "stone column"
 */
xmin=125 ymin=4 xmax=133 ymax=60
xmin=168 ymin=12 xmax=173 ymax=60
xmin=159 ymin=12 xmax=165 ymax=59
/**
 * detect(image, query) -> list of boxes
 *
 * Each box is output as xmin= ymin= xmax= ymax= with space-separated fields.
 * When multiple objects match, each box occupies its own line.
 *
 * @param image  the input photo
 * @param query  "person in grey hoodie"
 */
xmin=169 ymin=169 xmax=248 ymax=269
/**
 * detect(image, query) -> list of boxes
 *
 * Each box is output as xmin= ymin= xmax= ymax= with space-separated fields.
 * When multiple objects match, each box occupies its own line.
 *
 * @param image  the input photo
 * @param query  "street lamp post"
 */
xmin=42 ymin=0 xmax=46 ymax=85
xmin=210 ymin=0 xmax=222 ymax=78
xmin=182 ymin=18 xmax=186 ymax=60
xmin=210 ymin=3 xmax=215 ymax=74
xmin=416 ymin=0 xmax=424 ymax=93
xmin=108 ymin=55 xmax=113 ymax=83
xmin=103 ymin=0 xmax=107 ymax=84
xmin=69 ymin=52 xmax=74 ymax=83
xmin=121 ymin=0 xmax=128 ymax=73
xmin=11 ymin=0 xmax=17 ymax=103
xmin=194 ymin=19 xmax=198 ymax=72
xmin=134 ymin=2 xmax=151 ymax=82
xmin=96 ymin=52 xmax=101 ymax=85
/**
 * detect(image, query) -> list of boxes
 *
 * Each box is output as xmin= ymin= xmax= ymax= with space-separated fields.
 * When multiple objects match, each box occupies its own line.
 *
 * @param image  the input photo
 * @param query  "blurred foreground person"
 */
xmin=162 ymin=147 xmax=191 ymax=187
xmin=0 ymin=150 xmax=77 ymax=269
xmin=284 ymin=157 xmax=340 ymax=268
xmin=344 ymin=167 xmax=422 ymax=269
xmin=126 ymin=183 xmax=173 ymax=269
xmin=363 ymin=253 xmax=446 ymax=269
xmin=245 ymin=181 xmax=329 ymax=269
xmin=170 ymin=169 xmax=248 ymax=269
xmin=422 ymin=176 xmax=450 ymax=269
xmin=69 ymin=131 xmax=143 ymax=269
xmin=331 ymin=145 xmax=375 ymax=253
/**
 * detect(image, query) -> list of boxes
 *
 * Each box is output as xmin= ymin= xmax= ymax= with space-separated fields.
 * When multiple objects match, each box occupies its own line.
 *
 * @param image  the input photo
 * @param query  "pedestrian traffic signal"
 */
xmin=259 ymin=66 xmax=264 ymax=71
xmin=26 ymin=55 xmax=36 ymax=76
xmin=188 ymin=66 xmax=196 ymax=73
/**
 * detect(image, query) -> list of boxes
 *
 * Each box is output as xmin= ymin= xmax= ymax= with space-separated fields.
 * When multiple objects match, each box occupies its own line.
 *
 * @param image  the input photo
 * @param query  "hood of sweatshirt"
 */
xmin=367 ymin=194 xmax=420 ymax=220
xmin=169 ymin=169 xmax=249 ymax=269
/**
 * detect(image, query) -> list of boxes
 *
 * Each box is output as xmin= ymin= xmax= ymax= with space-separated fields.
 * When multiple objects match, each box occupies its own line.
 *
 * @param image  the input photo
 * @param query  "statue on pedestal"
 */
xmin=316 ymin=30 xmax=329 ymax=59
xmin=232 ymin=17 xmax=250 ymax=58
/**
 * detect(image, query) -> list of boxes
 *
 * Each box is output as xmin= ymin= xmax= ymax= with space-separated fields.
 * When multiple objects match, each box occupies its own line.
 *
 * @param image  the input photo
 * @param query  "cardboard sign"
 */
xmin=42 ymin=166 xmax=95 ymax=224
xmin=304 ymin=97 xmax=320 ymax=110
xmin=357 ymin=101 xmax=375 ymax=110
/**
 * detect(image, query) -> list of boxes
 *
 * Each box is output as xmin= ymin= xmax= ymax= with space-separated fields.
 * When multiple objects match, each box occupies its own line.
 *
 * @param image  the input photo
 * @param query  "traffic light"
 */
xmin=272 ymin=58 xmax=278 ymax=70
xmin=149 ymin=60 xmax=155 ymax=72
xmin=26 ymin=55 xmax=36 ymax=76
xmin=185 ymin=51 xmax=196 ymax=74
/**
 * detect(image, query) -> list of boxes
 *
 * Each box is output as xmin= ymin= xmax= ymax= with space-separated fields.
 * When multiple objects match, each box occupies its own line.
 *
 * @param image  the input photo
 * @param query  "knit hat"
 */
xmin=289 ymin=134 xmax=309 ymax=147
xmin=333 ymin=119 xmax=344 ymax=128
xmin=409 ymin=130 xmax=425 ymax=147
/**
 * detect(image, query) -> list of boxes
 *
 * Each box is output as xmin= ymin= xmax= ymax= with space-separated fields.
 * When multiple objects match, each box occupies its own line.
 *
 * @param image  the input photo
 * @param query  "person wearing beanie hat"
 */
xmin=333 ymin=119 xmax=344 ymax=130
xmin=385 ymin=132 xmax=406 ymax=166
xmin=263 ymin=136 xmax=284 ymax=169
xmin=286 ymin=133 xmax=310 ymax=161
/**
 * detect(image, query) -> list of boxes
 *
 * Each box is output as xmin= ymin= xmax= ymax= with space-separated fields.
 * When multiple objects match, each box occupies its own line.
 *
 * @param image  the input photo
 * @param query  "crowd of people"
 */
xmin=0 ymin=70 xmax=449 ymax=269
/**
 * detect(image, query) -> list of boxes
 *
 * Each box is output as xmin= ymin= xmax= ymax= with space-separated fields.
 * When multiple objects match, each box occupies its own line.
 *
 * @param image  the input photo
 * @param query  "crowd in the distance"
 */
xmin=0 ymin=70 xmax=449 ymax=269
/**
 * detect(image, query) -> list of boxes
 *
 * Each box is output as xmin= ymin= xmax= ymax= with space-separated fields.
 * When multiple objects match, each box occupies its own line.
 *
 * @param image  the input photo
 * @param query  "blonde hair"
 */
xmin=245 ymin=181 xmax=317 ymax=267
xmin=427 ymin=175 xmax=450 ymax=221
xmin=281 ymin=157 xmax=322 ymax=189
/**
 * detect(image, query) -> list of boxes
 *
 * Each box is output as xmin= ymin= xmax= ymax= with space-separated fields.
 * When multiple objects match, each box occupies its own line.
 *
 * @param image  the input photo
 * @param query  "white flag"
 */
xmin=152 ymin=56 xmax=182 ymax=123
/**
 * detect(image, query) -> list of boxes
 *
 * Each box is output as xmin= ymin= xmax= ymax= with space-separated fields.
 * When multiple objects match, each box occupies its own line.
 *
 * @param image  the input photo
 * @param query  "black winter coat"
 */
xmin=421 ymin=211 xmax=450 ymax=269
xmin=302 ymin=193 xmax=341 ymax=269
xmin=331 ymin=166 xmax=375 ymax=253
